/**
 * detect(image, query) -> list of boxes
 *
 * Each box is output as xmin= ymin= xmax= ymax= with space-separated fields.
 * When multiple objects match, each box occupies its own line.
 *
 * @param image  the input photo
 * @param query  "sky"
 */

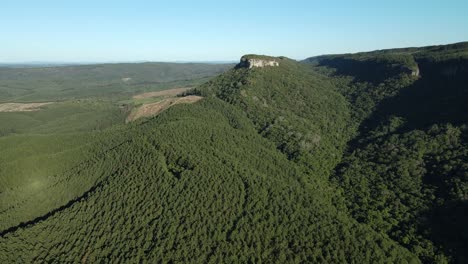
xmin=1 ymin=0 xmax=467 ymax=63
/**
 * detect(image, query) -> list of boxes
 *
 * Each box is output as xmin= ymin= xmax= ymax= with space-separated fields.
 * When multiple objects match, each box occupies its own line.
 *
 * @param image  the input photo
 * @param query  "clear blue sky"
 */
xmin=1 ymin=0 xmax=467 ymax=62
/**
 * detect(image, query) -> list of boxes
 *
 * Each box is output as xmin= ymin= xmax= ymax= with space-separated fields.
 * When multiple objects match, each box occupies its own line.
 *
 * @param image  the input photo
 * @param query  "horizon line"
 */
xmin=2 ymin=40 xmax=467 ymax=67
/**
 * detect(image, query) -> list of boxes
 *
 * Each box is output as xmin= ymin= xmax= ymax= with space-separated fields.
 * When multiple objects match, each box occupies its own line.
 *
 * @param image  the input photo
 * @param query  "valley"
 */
xmin=0 ymin=42 xmax=467 ymax=263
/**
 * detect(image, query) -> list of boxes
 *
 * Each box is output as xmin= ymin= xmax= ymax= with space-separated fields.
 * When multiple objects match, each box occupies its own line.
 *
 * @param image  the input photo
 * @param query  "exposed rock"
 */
xmin=237 ymin=56 xmax=279 ymax=69
xmin=402 ymin=65 xmax=420 ymax=77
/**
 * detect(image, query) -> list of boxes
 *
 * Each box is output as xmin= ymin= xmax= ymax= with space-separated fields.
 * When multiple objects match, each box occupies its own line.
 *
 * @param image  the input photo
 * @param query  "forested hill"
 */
xmin=304 ymin=42 xmax=468 ymax=263
xmin=0 ymin=55 xmax=418 ymax=263
xmin=0 ymin=42 xmax=466 ymax=263
xmin=194 ymin=56 xmax=354 ymax=179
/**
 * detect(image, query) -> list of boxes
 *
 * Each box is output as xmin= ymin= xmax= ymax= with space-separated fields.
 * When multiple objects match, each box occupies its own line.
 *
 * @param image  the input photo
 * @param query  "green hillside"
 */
xmin=194 ymin=56 xmax=353 ymax=179
xmin=0 ymin=100 xmax=126 ymax=136
xmin=0 ymin=42 xmax=467 ymax=263
xmin=0 ymin=99 xmax=417 ymax=263
xmin=0 ymin=62 xmax=233 ymax=237
xmin=304 ymin=42 xmax=468 ymax=263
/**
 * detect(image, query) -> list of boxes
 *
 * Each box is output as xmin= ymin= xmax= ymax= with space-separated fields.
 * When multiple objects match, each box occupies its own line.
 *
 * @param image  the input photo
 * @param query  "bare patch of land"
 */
xmin=132 ymin=87 xmax=192 ymax=99
xmin=0 ymin=102 xmax=54 ymax=112
xmin=127 ymin=96 xmax=202 ymax=122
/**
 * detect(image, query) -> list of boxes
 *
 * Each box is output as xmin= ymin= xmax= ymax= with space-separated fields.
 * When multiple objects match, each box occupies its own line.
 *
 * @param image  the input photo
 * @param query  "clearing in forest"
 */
xmin=127 ymin=95 xmax=202 ymax=122
xmin=128 ymin=87 xmax=201 ymax=122
xmin=0 ymin=102 xmax=54 ymax=112
xmin=132 ymin=87 xmax=192 ymax=99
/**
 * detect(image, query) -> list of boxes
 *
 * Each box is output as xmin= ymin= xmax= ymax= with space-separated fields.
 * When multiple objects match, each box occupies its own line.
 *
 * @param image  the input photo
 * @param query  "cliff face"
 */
xmin=402 ymin=65 xmax=420 ymax=77
xmin=238 ymin=56 xmax=279 ymax=69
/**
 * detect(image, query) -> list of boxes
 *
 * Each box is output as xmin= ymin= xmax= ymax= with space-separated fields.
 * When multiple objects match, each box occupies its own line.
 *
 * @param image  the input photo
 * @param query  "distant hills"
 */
xmin=0 ymin=42 xmax=467 ymax=263
xmin=0 ymin=62 xmax=234 ymax=102
xmin=0 ymin=61 xmax=237 ymax=68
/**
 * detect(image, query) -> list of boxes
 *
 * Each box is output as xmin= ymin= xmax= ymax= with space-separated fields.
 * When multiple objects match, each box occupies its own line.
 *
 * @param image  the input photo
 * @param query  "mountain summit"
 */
xmin=1 ymin=42 xmax=467 ymax=263
xmin=237 ymin=54 xmax=281 ymax=69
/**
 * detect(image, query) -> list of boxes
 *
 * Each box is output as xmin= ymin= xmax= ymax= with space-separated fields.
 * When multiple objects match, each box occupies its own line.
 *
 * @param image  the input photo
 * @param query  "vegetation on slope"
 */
xmin=0 ymin=99 xmax=418 ymax=263
xmin=0 ymin=100 xmax=126 ymax=136
xmin=0 ymin=42 xmax=466 ymax=263
xmin=0 ymin=63 xmax=230 ymax=237
xmin=304 ymin=42 xmax=468 ymax=263
xmin=195 ymin=57 xmax=353 ymax=180
xmin=0 ymin=129 xmax=128 ymax=232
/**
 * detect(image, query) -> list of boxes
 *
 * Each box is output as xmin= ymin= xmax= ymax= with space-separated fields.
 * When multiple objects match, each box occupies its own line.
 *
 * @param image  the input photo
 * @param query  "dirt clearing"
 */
xmin=0 ymin=102 xmax=54 ymax=112
xmin=132 ymin=87 xmax=193 ymax=99
xmin=127 ymin=96 xmax=202 ymax=122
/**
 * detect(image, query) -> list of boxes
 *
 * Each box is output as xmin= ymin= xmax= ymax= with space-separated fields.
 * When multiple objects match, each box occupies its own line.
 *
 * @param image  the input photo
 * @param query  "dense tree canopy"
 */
xmin=1 ymin=42 xmax=467 ymax=263
xmin=305 ymin=42 xmax=468 ymax=263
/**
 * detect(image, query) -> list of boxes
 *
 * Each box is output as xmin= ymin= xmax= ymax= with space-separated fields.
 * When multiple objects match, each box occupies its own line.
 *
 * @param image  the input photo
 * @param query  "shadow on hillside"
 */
xmin=318 ymin=57 xmax=408 ymax=84
xmin=354 ymin=58 xmax=468 ymax=140
xmin=421 ymin=200 xmax=468 ymax=263
xmin=345 ymin=58 xmax=468 ymax=262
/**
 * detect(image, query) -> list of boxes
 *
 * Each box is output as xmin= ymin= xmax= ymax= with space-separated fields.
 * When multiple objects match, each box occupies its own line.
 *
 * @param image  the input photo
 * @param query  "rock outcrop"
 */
xmin=237 ymin=56 xmax=279 ymax=69
xmin=402 ymin=65 xmax=420 ymax=77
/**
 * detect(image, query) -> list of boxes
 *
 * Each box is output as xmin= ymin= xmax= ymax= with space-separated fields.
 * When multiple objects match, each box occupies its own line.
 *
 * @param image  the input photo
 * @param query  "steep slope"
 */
xmin=2 ymin=43 xmax=465 ymax=263
xmin=195 ymin=55 xmax=354 ymax=180
xmin=0 ymin=59 xmax=418 ymax=263
xmin=305 ymin=42 xmax=468 ymax=263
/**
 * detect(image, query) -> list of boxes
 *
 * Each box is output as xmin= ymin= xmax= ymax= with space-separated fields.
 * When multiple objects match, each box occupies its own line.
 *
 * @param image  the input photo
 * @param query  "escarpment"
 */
xmin=237 ymin=55 xmax=280 ymax=69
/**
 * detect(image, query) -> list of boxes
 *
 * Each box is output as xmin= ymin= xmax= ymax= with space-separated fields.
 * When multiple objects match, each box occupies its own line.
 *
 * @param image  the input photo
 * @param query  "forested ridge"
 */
xmin=0 ymin=42 xmax=467 ymax=263
xmin=305 ymin=42 xmax=468 ymax=263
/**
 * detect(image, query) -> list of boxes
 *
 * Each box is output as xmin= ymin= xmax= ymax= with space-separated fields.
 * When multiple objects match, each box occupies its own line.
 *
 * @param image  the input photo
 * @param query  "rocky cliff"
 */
xmin=237 ymin=55 xmax=280 ymax=69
